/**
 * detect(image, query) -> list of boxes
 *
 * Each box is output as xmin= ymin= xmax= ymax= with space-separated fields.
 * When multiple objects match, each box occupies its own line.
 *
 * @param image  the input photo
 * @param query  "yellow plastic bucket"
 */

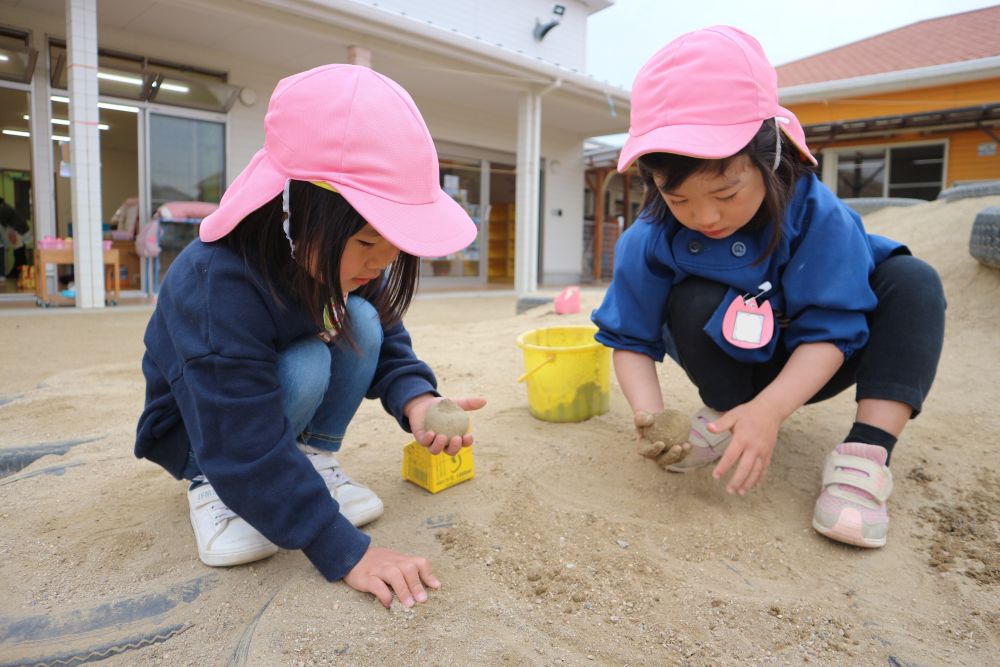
xmin=516 ymin=325 xmax=611 ymax=423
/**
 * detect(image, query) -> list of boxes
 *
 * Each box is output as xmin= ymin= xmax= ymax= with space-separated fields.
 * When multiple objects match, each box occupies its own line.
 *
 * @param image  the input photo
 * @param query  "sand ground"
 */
xmin=1 ymin=195 xmax=998 ymax=666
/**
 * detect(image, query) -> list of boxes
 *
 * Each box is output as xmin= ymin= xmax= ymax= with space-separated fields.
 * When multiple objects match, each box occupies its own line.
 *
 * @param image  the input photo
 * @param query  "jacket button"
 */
xmin=687 ymin=240 xmax=703 ymax=254
xmin=731 ymin=241 xmax=747 ymax=257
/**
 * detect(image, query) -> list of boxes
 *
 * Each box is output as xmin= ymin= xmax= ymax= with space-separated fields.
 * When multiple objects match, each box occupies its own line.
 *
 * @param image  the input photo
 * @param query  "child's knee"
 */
xmin=281 ymin=336 xmax=332 ymax=406
xmin=875 ymin=255 xmax=946 ymax=312
xmin=345 ymin=296 xmax=384 ymax=352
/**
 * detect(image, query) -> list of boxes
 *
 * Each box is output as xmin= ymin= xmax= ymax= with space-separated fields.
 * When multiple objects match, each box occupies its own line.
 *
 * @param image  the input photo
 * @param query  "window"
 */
xmin=836 ymin=143 xmax=945 ymax=201
xmin=149 ymin=113 xmax=225 ymax=211
xmin=49 ymin=42 xmax=239 ymax=112
xmin=889 ymin=145 xmax=945 ymax=200
xmin=837 ymin=150 xmax=885 ymax=198
xmin=424 ymin=158 xmax=482 ymax=278
xmin=0 ymin=27 xmax=38 ymax=84
xmin=148 ymin=63 xmax=239 ymax=113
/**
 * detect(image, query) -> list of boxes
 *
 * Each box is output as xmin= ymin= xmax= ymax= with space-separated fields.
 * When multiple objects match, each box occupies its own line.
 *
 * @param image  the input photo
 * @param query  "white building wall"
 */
xmin=418 ymin=98 xmax=518 ymax=155
xmin=347 ymin=0 xmax=591 ymax=70
xmin=541 ymin=131 xmax=585 ymax=284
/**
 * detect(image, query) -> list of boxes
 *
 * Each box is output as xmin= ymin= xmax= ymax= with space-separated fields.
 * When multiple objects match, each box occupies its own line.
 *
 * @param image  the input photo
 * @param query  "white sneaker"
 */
xmin=299 ymin=444 xmax=384 ymax=527
xmin=188 ymin=482 xmax=278 ymax=567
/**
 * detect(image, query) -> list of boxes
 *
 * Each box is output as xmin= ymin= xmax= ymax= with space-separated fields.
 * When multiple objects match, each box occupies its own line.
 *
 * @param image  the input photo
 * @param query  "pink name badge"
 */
xmin=722 ymin=283 xmax=775 ymax=349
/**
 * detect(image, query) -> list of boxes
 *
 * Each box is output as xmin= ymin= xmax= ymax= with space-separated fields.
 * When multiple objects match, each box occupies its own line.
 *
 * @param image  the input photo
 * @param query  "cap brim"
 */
xmin=200 ymin=148 xmax=286 ymax=242
xmin=617 ymin=119 xmax=763 ymax=172
xmin=618 ymin=111 xmax=819 ymax=172
xmin=199 ymin=148 xmax=476 ymax=258
xmin=333 ymin=182 xmax=477 ymax=258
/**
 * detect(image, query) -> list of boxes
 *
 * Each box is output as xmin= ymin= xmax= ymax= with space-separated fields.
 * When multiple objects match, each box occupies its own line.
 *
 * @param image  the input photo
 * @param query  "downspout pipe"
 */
xmin=523 ymin=78 xmax=562 ymax=293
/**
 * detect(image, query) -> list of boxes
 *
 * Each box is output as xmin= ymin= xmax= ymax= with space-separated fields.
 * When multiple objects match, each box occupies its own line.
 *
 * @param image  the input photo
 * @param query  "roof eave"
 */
xmin=779 ymin=56 xmax=1000 ymax=105
xmin=251 ymin=0 xmax=630 ymax=106
xmin=579 ymin=0 xmax=616 ymax=14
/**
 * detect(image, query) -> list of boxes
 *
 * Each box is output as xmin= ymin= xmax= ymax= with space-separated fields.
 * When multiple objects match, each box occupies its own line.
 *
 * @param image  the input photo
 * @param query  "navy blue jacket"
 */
xmin=135 ymin=240 xmax=437 ymax=581
xmin=593 ymin=173 xmax=906 ymax=363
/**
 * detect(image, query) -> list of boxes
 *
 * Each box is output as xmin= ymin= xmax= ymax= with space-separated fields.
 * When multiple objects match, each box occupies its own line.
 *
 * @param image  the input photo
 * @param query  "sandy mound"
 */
xmin=1 ymin=195 xmax=998 ymax=665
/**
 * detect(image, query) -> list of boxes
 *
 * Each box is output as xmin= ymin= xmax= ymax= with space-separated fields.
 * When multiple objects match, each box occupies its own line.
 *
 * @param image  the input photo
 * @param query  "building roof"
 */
xmin=776 ymin=6 xmax=1000 ymax=87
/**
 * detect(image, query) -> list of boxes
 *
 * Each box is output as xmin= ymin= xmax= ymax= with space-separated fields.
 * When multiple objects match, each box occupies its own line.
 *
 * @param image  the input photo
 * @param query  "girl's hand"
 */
xmin=633 ymin=410 xmax=655 ymax=439
xmin=343 ymin=546 xmax=441 ymax=609
xmin=405 ymin=394 xmax=487 ymax=456
xmin=633 ymin=409 xmax=690 ymax=465
xmin=709 ymin=397 xmax=784 ymax=495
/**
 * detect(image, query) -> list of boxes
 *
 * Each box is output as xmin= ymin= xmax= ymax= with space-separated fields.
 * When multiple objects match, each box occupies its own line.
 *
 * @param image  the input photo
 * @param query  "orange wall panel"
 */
xmin=788 ymin=78 xmax=1000 ymax=187
xmin=947 ymin=129 xmax=1000 ymax=184
xmin=788 ymin=78 xmax=1000 ymax=125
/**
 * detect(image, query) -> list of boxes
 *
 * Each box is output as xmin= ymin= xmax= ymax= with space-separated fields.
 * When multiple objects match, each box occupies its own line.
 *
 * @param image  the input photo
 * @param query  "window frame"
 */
xmin=825 ymin=139 xmax=949 ymax=200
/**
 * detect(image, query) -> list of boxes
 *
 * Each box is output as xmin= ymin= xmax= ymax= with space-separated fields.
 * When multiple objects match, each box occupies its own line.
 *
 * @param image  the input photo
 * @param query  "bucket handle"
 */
xmin=517 ymin=353 xmax=556 ymax=383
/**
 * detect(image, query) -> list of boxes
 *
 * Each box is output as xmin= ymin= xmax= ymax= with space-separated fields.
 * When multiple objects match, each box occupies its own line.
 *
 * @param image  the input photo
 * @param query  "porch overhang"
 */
xmin=803 ymin=103 xmax=1000 ymax=144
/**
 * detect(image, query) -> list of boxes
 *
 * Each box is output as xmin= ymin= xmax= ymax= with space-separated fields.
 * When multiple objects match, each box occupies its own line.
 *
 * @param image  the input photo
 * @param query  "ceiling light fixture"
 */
xmin=152 ymin=80 xmax=190 ymax=94
xmin=22 ymin=114 xmax=109 ymax=130
xmin=97 ymin=71 xmax=143 ymax=86
xmin=49 ymin=96 xmax=140 ymax=114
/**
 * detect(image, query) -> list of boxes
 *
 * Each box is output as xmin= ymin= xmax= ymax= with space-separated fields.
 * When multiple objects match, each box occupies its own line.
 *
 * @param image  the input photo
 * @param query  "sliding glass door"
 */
xmin=146 ymin=111 xmax=225 ymax=278
xmin=148 ymin=112 xmax=224 ymax=213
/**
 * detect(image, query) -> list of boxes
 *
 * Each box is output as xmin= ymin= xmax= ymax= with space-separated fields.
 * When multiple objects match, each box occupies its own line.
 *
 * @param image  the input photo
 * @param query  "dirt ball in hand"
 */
xmin=646 ymin=409 xmax=688 ymax=447
xmin=637 ymin=409 xmax=688 ymax=459
xmin=425 ymin=399 xmax=470 ymax=438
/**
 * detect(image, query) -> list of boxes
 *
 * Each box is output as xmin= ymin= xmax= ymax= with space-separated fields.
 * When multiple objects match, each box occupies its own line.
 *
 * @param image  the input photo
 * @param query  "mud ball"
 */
xmin=425 ymin=399 xmax=470 ymax=438
xmin=646 ymin=409 xmax=688 ymax=447
xmin=636 ymin=409 xmax=689 ymax=458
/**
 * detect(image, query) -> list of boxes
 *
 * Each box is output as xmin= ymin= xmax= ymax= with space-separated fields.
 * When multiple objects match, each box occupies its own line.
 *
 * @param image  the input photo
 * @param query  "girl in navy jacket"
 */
xmin=136 ymin=65 xmax=484 ymax=608
xmin=592 ymin=27 xmax=944 ymax=548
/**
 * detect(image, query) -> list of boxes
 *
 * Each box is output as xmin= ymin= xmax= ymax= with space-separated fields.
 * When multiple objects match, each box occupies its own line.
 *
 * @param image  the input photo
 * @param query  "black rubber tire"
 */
xmin=969 ymin=206 xmax=1000 ymax=269
xmin=938 ymin=181 xmax=1000 ymax=202
xmin=841 ymin=197 xmax=926 ymax=215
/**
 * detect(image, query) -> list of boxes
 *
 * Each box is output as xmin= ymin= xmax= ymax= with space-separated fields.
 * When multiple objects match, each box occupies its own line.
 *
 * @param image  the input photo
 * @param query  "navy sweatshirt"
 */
xmin=135 ymin=240 xmax=437 ymax=581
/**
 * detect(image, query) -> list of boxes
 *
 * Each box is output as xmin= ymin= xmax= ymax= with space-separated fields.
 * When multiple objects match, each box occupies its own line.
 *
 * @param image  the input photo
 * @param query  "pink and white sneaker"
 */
xmin=812 ymin=443 xmax=893 ymax=548
xmin=667 ymin=407 xmax=732 ymax=473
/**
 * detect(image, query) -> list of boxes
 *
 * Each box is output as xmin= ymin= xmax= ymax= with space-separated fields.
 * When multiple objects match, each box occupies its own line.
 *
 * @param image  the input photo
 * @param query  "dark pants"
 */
xmin=666 ymin=255 xmax=945 ymax=417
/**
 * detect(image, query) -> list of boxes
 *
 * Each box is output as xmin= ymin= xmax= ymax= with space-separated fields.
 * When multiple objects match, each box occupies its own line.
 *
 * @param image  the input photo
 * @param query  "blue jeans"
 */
xmin=181 ymin=296 xmax=383 ymax=480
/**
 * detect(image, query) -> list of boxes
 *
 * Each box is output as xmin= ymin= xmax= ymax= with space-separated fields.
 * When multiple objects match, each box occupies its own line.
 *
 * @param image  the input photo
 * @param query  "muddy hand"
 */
xmin=633 ymin=410 xmax=664 ymax=458
xmin=653 ymin=441 xmax=691 ymax=469
xmin=633 ymin=409 xmax=691 ymax=468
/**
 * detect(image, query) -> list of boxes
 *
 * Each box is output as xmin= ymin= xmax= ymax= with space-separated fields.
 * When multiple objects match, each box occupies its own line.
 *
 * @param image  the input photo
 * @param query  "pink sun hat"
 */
xmin=199 ymin=64 xmax=476 ymax=258
xmin=617 ymin=26 xmax=817 ymax=172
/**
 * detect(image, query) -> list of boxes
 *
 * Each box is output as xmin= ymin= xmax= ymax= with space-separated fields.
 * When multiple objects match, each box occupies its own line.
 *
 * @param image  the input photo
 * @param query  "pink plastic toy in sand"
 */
xmin=554 ymin=286 xmax=580 ymax=315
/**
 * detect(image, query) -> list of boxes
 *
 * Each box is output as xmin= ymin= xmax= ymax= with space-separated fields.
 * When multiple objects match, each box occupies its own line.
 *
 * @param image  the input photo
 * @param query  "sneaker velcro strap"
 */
xmin=821 ymin=453 xmax=894 ymax=503
xmin=190 ymin=483 xmax=221 ymax=509
xmin=689 ymin=407 xmax=730 ymax=448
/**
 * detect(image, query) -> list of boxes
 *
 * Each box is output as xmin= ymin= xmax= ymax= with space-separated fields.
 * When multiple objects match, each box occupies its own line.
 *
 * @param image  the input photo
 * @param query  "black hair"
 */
xmin=219 ymin=180 xmax=419 ymax=346
xmin=636 ymin=119 xmax=813 ymax=262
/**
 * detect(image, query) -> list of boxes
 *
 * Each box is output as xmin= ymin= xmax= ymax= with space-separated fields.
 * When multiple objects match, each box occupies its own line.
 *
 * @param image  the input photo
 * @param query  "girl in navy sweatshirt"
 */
xmin=136 ymin=65 xmax=484 ymax=608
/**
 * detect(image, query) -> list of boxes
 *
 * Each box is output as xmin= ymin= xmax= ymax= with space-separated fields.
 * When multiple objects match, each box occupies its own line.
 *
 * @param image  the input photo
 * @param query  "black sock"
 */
xmin=844 ymin=422 xmax=897 ymax=465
